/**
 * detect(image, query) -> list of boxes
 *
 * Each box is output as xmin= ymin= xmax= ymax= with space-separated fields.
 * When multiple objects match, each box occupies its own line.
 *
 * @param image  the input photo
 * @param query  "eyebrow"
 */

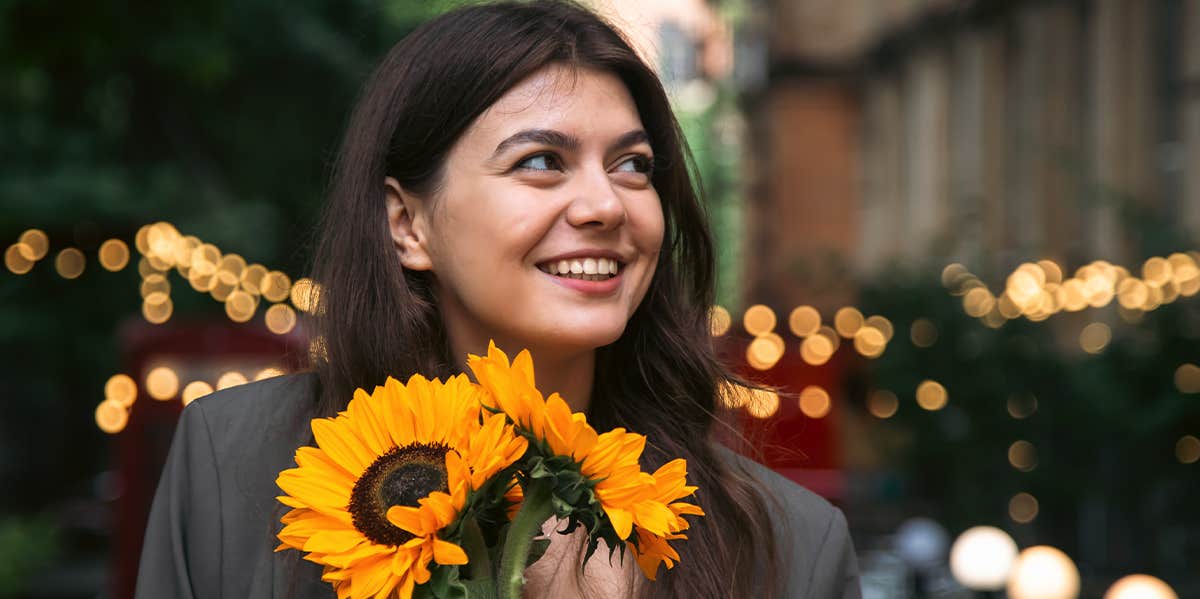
xmin=490 ymin=128 xmax=651 ymax=159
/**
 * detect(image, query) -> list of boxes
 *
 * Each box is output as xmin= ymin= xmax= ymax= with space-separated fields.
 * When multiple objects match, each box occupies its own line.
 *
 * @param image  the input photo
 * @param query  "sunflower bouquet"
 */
xmin=275 ymin=342 xmax=704 ymax=599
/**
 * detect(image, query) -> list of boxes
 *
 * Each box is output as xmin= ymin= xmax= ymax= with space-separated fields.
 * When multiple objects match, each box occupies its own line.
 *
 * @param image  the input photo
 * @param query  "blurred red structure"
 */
xmin=110 ymin=319 xmax=305 ymax=599
xmin=717 ymin=334 xmax=852 ymax=503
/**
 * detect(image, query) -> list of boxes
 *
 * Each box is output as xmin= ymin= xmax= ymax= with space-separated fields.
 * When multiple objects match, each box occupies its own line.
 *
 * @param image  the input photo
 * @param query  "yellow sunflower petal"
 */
xmin=346 ymin=553 xmax=393 ymax=599
xmin=418 ymin=492 xmax=459 ymax=528
xmin=345 ymin=388 xmax=392 ymax=457
xmin=382 ymin=376 xmax=418 ymax=446
xmin=303 ymin=528 xmax=366 ymax=555
xmin=432 ymin=538 xmax=469 ymax=565
xmin=311 ymin=418 xmax=373 ymax=477
xmin=277 ymin=469 xmax=351 ymax=511
xmin=385 ymin=505 xmax=425 ymax=536
xmin=607 ymin=507 xmax=634 ymax=540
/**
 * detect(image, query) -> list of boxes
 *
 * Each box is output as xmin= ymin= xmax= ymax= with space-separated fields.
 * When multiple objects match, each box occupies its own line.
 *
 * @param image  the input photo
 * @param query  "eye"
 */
xmin=614 ymin=154 xmax=654 ymax=174
xmin=515 ymin=153 xmax=563 ymax=172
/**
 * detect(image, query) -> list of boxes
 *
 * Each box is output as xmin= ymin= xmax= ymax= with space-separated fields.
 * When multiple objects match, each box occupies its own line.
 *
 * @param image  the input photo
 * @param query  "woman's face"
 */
xmin=387 ymin=64 xmax=664 ymax=358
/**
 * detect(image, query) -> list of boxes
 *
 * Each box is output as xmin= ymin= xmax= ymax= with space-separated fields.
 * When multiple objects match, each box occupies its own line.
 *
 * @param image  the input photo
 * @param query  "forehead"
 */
xmin=466 ymin=64 xmax=644 ymax=144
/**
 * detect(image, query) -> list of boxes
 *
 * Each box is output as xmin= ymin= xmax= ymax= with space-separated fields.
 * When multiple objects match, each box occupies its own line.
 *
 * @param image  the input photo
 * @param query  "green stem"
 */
xmin=498 ymin=479 xmax=555 ymax=599
xmin=461 ymin=516 xmax=492 ymax=581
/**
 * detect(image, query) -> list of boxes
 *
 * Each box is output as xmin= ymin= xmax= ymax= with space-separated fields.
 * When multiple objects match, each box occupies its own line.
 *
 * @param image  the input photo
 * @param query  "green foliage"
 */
xmin=856 ymin=261 xmax=1200 ymax=570
xmin=0 ymin=516 xmax=60 ymax=597
xmin=0 ymin=0 xmax=475 ymax=515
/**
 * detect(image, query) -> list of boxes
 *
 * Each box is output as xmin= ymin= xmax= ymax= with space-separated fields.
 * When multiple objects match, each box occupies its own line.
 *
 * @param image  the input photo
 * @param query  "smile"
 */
xmin=536 ymin=257 xmax=621 ymax=281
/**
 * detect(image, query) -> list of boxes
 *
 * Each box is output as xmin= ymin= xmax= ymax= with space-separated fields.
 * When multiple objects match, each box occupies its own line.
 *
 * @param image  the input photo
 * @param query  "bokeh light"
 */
xmin=1009 ymin=492 xmax=1039 ymax=523
xmin=98 ymin=239 xmax=130 ymax=271
xmin=241 ymin=263 xmax=268 ymax=295
xmin=1079 ymin=322 xmax=1111 ymax=354
xmin=719 ymin=382 xmax=750 ymax=409
xmin=745 ymin=388 xmax=779 ymax=419
xmin=181 ymin=381 xmax=214 ymax=406
xmin=254 ymin=367 xmax=286 ymax=381
xmin=225 ymin=290 xmax=258 ymax=323
xmin=1173 ymin=364 xmax=1200 ymax=394
xmin=798 ymin=386 xmax=831 ymax=419
xmin=867 ymin=390 xmax=899 ymax=418
xmin=1175 ymin=435 xmax=1200 ymax=464
xmin=916 ymin=380 xmax=948 ymax=411
xmin=95 ymin=399 xmax=129 ymax=434
xmin=853 ymin=326 xmax=887 ymax=358
xmin=261 ymin=270 xmax=292 ymax=303
xmin=742 ymin=304 xmax=776 ymax=336
xmin=1038 ymin=259 xmax=1063 ymax=286
xmin=290 ymin=277 xmax=320 ymax=314
xmin=834 ymin=306 xmax=864 ymax=338
xmin=145 ymin=366 xmax=179 ymax=400
xmin=747 ymin=333 xmax=784 ymax=370
xmin=1104 ymin=574 xmax=1179 ymax=599
xmin=5 ymin=243 xmax=34 ymax=274
xmin=864 ymin=315 xmax=893 ymax=341
xmin=949 ymin=526 xmax=1017 ymax=591
xmin=817 ymin=325 xmax=841 ymax=352
xmin=1009 ymin=440 xmax=1038 ymax=472
xmin=139 ymin=274 xmax=170 ymax=298
xmin=941 ymin=263 xmax=968 ymax=289
xmin=216 ymin=253 xmax=247 ymax=285
xmin=104 ymin=374 xmax=137 ymax=408
xmin=963 ymin=287 xmax=995 ymax=318
xmin=54 ymin=248 xmax=85 ymax=279
xmin=910 ymin=318 xmax=938 ymax=347
xmin=142 ymin=296 xmax=173 ymax=325
xmin=800 ymin=334 xmax=834 ymax=366
xmin=709 ymin=305 xmax=731 ymax=336
xmin=788 ymin=305 xmax=821 ymax=337
xmin=1007 ymin=546 xmax=1080 ymax=599
xmin=1007 ymin=393 xmax=1038 ymax=419
xmin=265 ymin=303 xmax=298 ymax=335
xmin=216 ymin=371 xmax=248 ymax=390
xmin=18 ymin=229 xmax=49 ymax=260
xmin=309 ymin=336 xmax=329 ymax=363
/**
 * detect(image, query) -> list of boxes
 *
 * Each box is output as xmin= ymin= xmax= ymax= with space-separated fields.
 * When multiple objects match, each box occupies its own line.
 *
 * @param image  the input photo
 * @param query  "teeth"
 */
xmin=539 ymin=257 xmax=622 ymax=279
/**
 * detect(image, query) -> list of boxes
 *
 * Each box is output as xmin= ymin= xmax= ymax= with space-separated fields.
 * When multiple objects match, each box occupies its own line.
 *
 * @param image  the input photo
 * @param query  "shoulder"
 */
xmin=188 ymin=371 xmax=320 ymax=428
xmin=185 ymin=372 xmax=320 ymax=447
xmin=182 ymin=372 xmax=321 ymax=482
xmin=713 ymin=444 xmax=843 ymax=542
xmin=713 ymin=445 xmax=861 ymax=599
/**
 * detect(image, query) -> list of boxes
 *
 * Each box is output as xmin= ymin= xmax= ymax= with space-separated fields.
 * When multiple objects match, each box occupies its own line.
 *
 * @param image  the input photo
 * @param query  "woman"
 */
xmin=136 ymin=2 xmax=860 ymax=597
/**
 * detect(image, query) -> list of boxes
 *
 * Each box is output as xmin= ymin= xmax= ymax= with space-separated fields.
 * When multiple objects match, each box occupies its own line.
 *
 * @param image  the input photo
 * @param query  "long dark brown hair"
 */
xmin=306 ymin=1 xmax=783 ymax=597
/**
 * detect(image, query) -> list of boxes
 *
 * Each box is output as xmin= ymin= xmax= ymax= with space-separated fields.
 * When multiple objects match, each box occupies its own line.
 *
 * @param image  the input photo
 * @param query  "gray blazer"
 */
xmin=135 ymin=373 xmax=861 ymax=598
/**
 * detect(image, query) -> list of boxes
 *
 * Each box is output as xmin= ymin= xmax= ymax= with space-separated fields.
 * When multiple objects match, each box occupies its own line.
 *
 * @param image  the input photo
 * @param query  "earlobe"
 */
xmin=384 ymin=177 xmax=434 ymax=271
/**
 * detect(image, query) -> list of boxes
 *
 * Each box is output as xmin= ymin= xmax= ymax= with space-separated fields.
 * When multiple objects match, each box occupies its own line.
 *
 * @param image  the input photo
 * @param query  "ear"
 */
xmin=384 ymin=177 xmax=434 ymax=272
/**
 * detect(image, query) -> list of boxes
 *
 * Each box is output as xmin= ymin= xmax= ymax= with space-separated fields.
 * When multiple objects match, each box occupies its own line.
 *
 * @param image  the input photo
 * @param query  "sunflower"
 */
xmin=276 ymin=373 xmax=528 ymax=599
xmin=466 ymin=343 xmax=703 ymax=545
xmin=624 ymin=459 xmax=706 ymax=579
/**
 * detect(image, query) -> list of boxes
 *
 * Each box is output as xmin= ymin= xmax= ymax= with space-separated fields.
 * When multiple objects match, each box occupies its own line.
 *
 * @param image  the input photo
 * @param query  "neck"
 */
xmin=448 ymin=333 xmax=596 ymax=413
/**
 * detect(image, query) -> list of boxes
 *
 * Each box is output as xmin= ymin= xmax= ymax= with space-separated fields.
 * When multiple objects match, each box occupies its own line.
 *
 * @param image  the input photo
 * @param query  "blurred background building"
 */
xmin=1 ymin=0 xmax=1197 ymax=597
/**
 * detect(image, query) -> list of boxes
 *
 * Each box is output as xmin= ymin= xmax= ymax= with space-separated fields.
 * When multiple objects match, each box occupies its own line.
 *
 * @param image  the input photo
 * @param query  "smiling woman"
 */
xmin=134 ymin=1 xmax=860 ymax=598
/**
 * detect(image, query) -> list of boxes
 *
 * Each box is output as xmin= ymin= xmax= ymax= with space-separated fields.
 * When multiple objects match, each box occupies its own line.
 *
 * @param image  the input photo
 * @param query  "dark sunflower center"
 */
xmin=348 ymin=442 xmax=450 ymax=546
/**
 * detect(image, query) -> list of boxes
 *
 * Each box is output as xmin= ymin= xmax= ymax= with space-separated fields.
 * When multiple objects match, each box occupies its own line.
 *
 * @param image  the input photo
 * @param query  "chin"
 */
xmin=539 ymin=323 xmax=628 ymax=353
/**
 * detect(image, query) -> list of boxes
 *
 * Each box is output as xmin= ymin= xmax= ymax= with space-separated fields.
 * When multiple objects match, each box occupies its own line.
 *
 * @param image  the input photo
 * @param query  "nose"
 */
xmin=564 ymin=168 xmax=627 ymax=231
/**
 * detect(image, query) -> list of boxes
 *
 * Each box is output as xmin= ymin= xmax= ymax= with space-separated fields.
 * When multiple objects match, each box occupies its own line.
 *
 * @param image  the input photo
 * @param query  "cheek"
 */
xmin=633 ymin=194 xmax=666 ymax=258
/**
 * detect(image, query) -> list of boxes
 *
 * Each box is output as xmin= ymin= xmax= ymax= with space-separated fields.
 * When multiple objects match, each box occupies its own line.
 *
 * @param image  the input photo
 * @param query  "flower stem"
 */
xmin=461 ymin=516 xmax=492 ymax=581
xmin=498 ymin=479 xmax=555 ymax=599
